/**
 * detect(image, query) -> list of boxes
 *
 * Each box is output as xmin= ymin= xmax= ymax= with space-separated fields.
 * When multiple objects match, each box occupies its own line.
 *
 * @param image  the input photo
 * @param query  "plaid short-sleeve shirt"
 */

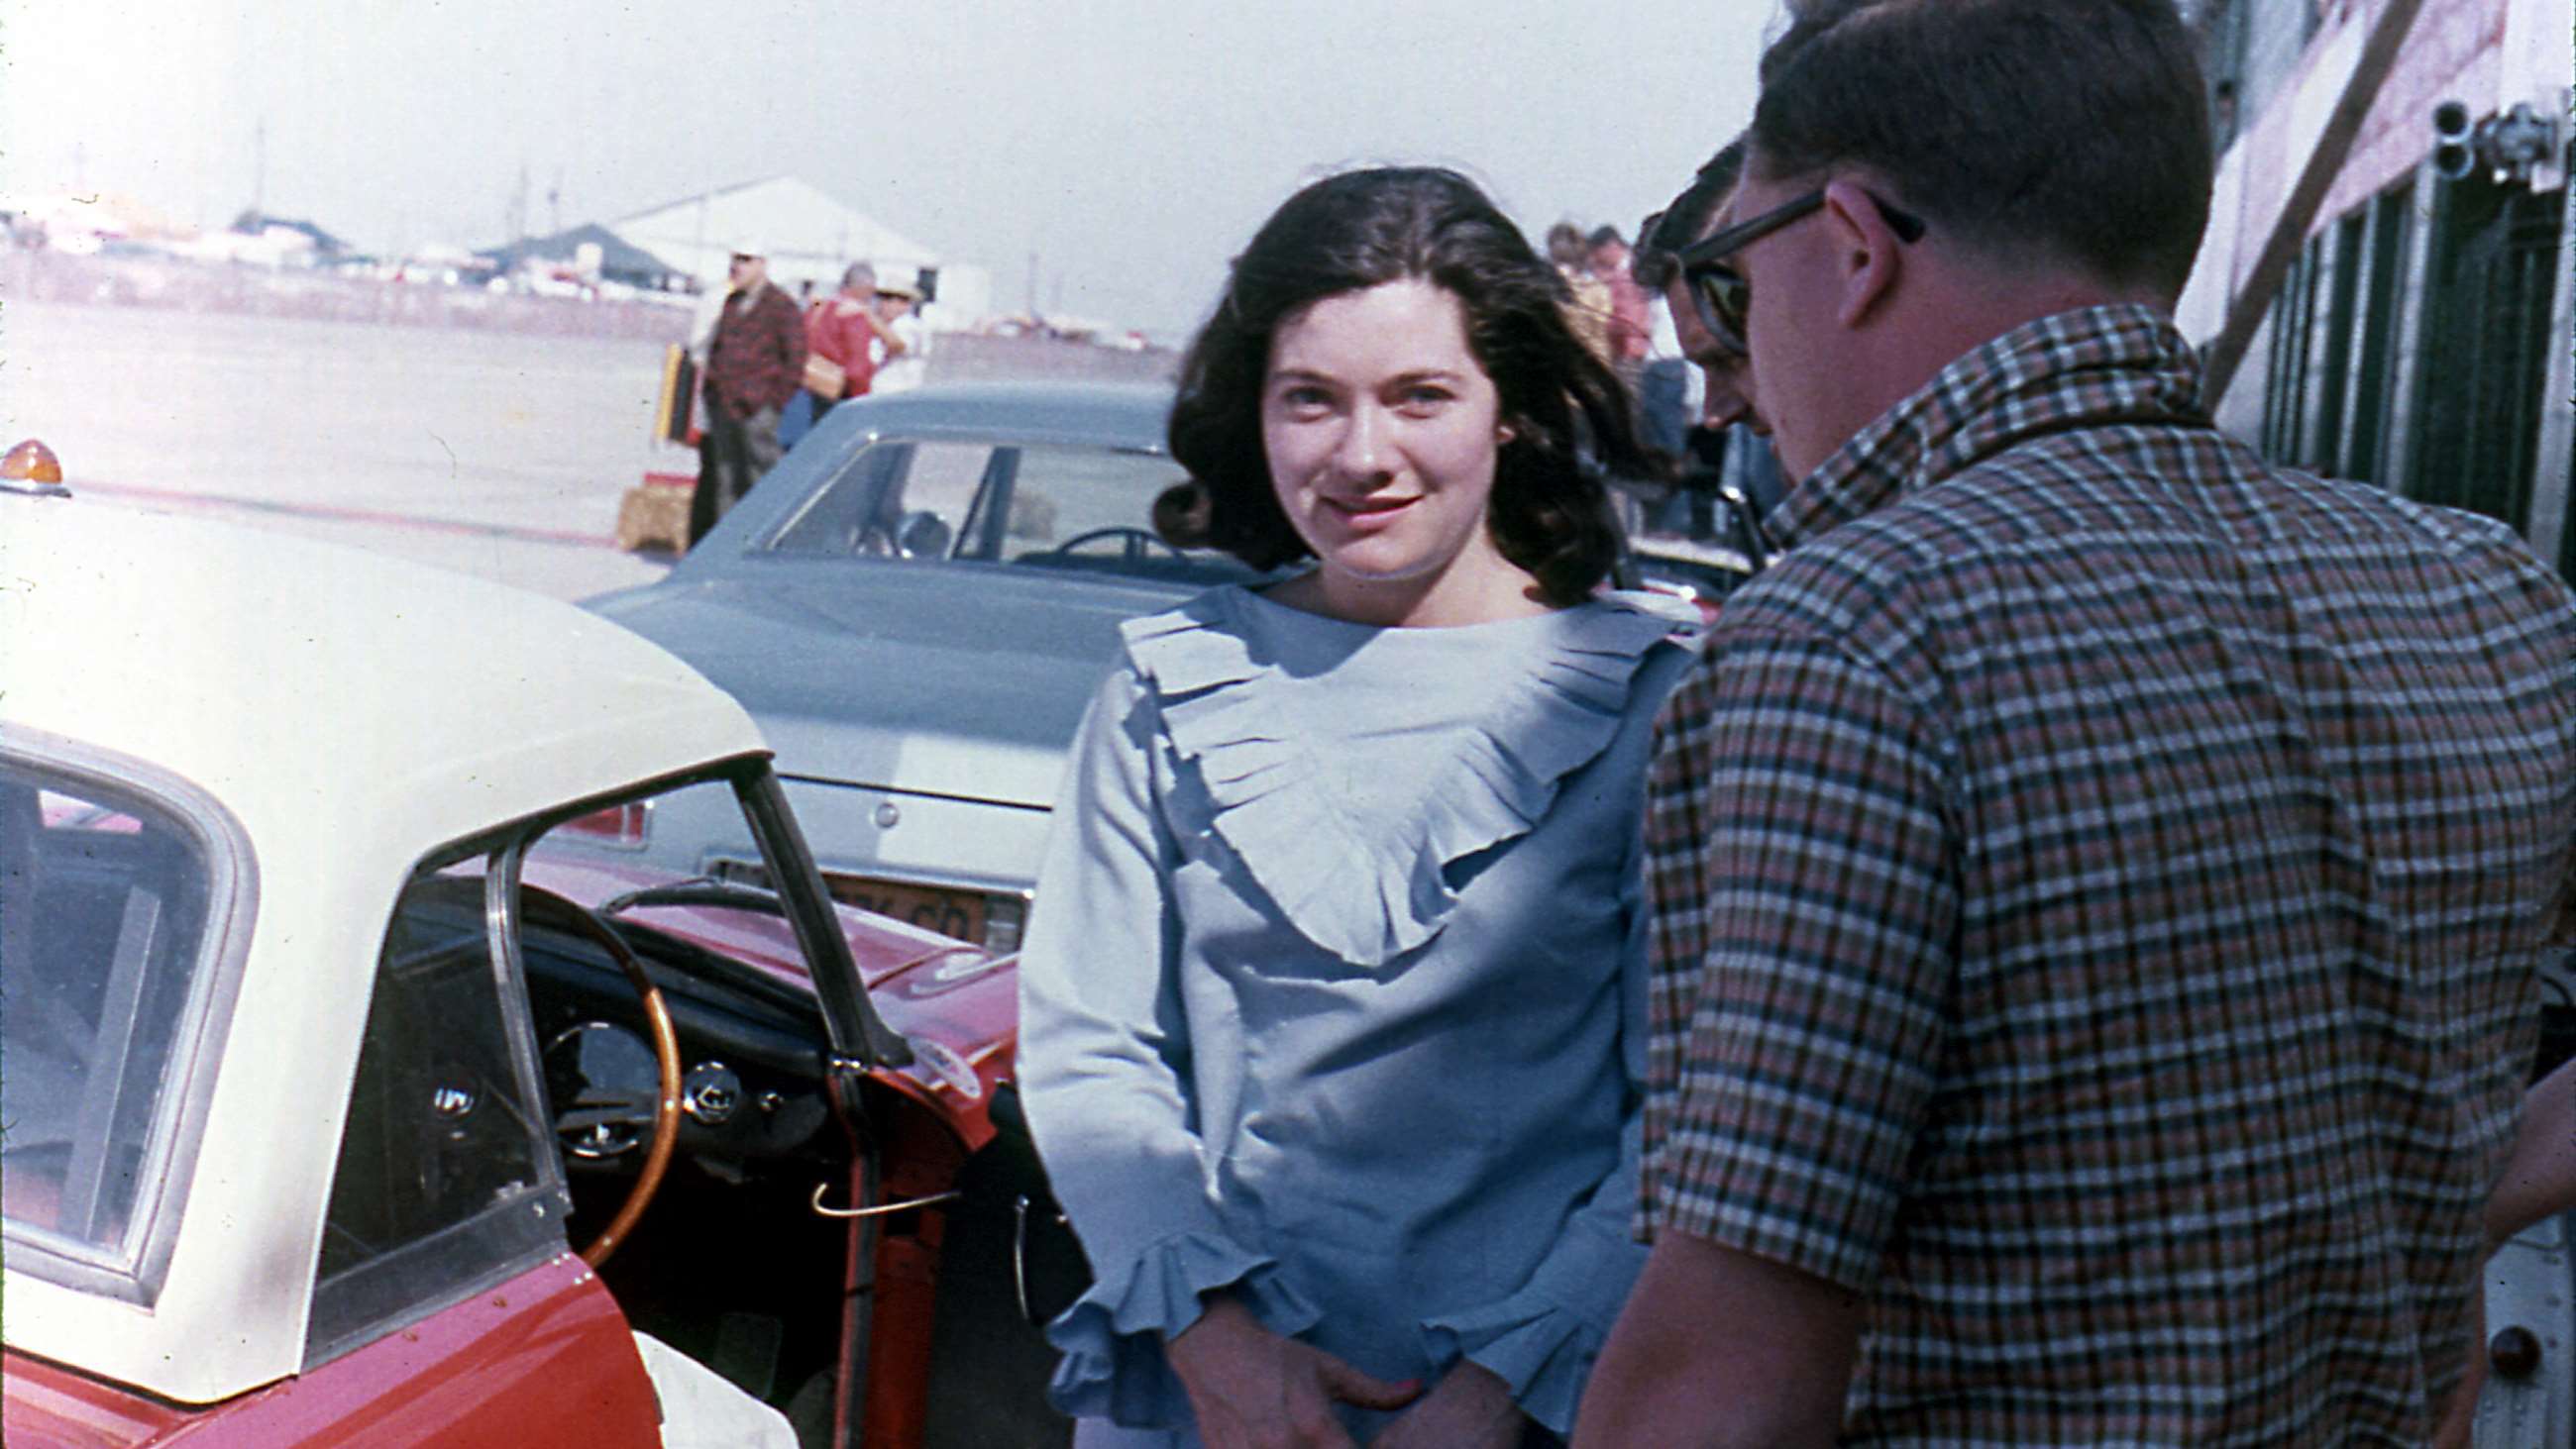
xmin=1643 ymin=305 xmax=2576 ymax=1443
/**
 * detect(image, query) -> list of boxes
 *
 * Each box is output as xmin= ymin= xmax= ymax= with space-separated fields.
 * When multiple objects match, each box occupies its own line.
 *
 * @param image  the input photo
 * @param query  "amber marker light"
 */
xmin=0 ymin=438 xmax=67 ymax=496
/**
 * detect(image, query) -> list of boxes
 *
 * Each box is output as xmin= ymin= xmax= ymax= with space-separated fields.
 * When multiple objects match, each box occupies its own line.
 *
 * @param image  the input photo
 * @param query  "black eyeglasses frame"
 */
xmin=1672 ymin=188 xmax=1927 ymax=355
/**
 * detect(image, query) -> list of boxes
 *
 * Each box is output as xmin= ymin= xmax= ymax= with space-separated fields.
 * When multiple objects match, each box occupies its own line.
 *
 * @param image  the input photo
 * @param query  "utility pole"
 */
xmin=1027 ymin=251 xmax=1040 ymax=319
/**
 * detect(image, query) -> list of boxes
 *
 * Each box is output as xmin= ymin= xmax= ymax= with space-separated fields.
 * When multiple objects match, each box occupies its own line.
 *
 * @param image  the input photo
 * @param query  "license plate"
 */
xmin=823 ymin=874 xmax=986 ymax=945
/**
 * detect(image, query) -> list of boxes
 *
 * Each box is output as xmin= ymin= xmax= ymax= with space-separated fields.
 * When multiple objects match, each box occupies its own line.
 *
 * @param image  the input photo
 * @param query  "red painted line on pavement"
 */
xmin=67 ymin=475 xmax=625 ymax=550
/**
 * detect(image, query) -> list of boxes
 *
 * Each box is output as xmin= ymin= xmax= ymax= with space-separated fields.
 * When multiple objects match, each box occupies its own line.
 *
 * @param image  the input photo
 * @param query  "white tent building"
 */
xmin=609 ymin=175 xmax=993 ymax=329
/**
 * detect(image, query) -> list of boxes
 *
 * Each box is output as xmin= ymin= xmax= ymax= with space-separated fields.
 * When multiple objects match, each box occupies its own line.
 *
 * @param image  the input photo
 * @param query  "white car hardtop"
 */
xmin=0 ymin=498 xmax=765 ymax=1404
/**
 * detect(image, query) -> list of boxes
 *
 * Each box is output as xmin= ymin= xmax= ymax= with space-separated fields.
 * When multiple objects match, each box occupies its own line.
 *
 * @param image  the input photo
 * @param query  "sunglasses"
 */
xmin=1673 ymin=189 xmax=1927 ymax=355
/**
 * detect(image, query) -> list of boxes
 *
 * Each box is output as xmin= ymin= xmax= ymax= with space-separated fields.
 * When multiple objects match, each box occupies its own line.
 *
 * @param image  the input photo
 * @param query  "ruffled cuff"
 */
xmin=1420 ymin=1279 xmax=1617 ymax=1436
xmin=1044 ymin=1232 xmax=1323 ymax=1428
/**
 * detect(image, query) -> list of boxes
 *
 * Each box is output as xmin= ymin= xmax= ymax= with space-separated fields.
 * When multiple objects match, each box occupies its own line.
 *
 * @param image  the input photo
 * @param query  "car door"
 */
xmin=275 ymin=866 xmax=662 ymax=1447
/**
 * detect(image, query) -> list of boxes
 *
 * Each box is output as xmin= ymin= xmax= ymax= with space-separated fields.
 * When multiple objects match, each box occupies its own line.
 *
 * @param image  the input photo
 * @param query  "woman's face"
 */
xmin=1259 ymin=277 xmax=1520 ymax=624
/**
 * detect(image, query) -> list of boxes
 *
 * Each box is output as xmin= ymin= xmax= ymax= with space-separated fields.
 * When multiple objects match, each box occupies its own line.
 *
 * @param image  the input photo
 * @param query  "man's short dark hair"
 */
xmin=1633 ymin=139 xmax=1747 ymax=292
xmin=1586 ymin=225 xmax=1626 ymax=252
xmin=1750 ymin=0 xmax=2211 ymax=300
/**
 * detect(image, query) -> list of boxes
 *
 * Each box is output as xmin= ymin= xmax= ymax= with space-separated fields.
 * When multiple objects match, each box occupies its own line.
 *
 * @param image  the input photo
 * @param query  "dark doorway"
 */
xmin=2406 ymin=173 xmax=2563 ymax=534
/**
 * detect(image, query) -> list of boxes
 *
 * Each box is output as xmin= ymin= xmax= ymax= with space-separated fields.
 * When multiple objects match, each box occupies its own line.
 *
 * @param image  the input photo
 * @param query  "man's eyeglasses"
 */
xmin=1673 ymin=189 xmax=1926 ymax=356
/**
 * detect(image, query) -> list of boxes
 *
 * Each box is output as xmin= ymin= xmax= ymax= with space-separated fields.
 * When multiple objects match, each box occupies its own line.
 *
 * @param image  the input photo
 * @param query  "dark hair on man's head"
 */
xmin=1168 ymin=166 xmax=1646 ymax=606
xmin=1586 ymin=225 xmax=1626 ymax=252
xmin=1634 ymin=138 xmax=1747 ymax=291
xmin=1750 ymin=0 xmax=2211 ymax=300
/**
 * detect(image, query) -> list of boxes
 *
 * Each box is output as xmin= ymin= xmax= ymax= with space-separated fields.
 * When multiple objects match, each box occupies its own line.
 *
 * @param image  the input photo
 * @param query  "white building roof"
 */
xmin=610 ymin=174 xmax=939 ymax=291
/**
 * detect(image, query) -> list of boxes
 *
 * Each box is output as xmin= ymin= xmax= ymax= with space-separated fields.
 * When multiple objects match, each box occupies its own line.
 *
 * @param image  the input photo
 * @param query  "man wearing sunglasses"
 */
xmin=1631 ymin=141 xmax=1756 ymax=440
xmin=1580 ymin=1 xmax=2576 ymax=1445
xmin=1631 ymin=141 xmax=1772 ymax=564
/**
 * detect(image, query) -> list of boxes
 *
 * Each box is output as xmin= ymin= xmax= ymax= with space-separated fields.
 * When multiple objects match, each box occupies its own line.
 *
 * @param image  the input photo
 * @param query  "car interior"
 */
xmin=512 ymin=875 xmax=1083 ymax=1447
xmin=763 ymin=436 xmax=1265 ymax=589
xmin=285 ymin=776 xmax=1083 ymax=1448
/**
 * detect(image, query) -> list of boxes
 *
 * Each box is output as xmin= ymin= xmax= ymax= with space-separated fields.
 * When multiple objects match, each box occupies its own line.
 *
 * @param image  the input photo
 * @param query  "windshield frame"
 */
xmin=436 ymin=753 xmax=912 ymax=1072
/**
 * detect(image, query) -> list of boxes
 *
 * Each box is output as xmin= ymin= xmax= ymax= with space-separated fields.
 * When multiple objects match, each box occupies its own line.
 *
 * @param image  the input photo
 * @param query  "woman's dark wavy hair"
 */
xmin=1167 ymin=166 xmax=1649 ymax=607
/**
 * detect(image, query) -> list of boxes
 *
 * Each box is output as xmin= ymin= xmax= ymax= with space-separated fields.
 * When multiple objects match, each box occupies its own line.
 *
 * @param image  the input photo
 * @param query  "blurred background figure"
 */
xmin=1586 ymin=226 xmax=1651 ymax=387
xmin=691 ymin=238 xmax=804 ymax=547
xmin=778 ymin=260 xmax=888 ymax=451
xmin=1547 ymin=219 xmax=1615 ymax=366
xmin=805 ymin=260 xmax=889 ymax=415
xmin=872 ymin=278 xmax=926 ymax=393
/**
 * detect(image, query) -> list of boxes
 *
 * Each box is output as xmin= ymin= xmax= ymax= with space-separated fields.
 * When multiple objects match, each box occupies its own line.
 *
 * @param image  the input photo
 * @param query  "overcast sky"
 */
xmin=4 ymin=0 xmax=1775 ymax=336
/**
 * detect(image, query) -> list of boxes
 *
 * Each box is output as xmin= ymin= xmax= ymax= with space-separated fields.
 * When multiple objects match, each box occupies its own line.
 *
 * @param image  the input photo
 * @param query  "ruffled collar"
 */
xmin=1120 ymin=586 xmax=1692 ymax=967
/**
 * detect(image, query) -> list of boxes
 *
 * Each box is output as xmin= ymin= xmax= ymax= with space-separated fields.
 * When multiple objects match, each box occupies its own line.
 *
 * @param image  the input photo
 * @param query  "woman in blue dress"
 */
xmin=1018 ymin=167 xmax=1696 ymax=1449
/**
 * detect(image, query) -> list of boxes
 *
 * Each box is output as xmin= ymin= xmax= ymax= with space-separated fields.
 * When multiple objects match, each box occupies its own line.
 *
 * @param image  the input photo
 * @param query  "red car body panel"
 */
xmin=2 ymin=1255 xmax=657 ymax=1448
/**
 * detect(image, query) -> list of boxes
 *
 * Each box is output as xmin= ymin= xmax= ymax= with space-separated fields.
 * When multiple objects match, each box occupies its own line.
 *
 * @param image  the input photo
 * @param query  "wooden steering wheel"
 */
xmin=519 ymin=885 xmax=683 ymax=1269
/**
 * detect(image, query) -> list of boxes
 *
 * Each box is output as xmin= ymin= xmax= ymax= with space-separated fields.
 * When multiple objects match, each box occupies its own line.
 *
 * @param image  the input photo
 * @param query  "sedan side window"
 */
xmin=767 ymin=440 xmax=996 ymax=560
xmin=760 ymin=435 xmax=1262 ymax=584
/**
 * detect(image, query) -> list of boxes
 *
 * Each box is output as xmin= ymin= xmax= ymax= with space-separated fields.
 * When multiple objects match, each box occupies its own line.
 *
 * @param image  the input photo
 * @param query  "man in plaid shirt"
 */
xmin=1576 ymin=0 xmax=2576 ymax=1443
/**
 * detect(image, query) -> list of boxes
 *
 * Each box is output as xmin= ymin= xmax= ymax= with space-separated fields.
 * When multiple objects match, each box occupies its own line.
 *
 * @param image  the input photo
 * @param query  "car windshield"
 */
xmin=761 ymin=437 xmax=1261 ymax=586
xmin=0 ymin=755 xmax=224 ymax=1285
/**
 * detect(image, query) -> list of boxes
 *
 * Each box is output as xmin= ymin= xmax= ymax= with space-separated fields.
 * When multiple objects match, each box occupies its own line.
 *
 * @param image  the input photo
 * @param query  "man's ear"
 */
xmin=1820 ymin=178 xmax=1902 ymax=330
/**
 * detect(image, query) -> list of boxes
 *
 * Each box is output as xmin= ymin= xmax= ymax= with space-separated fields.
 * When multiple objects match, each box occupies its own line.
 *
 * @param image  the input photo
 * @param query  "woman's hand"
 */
xmin=1368 ymin=1360 xmax=1524 ymax=1449
xmin=1165 ymin=1295 xmax=1421 ymax=1449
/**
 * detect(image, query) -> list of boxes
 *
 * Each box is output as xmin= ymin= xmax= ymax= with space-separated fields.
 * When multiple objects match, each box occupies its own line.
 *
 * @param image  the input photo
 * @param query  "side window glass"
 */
xmin=0 ymin=762 xmax=216 ymax=1280
xmin=759 ymin=436 xmax=1258 ymax=582
xmin=997 ymin=446 xmax=1253 ymax=584
xmin=307 ymin=866 xmax=562 ymax=1364
xmin=766 ymin=439 xmax=995 ymax=560
xmin=993 ymin=446 xmax=1191 ymax=558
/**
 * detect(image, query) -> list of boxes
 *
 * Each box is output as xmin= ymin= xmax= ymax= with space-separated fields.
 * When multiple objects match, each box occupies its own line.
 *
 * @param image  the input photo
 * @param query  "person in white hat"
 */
xmin=870 ymin=276 xmax=928 ymax=394
xmin=691 ymin=238 xmax=805 ymax=547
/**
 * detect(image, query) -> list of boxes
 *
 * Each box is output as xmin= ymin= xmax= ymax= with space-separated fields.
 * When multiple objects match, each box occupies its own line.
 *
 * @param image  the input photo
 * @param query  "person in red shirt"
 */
xmin=1587 ymin=226 xmax=1653 ymax=377
xmin=805 ymin=261 xmax=904 ymax=414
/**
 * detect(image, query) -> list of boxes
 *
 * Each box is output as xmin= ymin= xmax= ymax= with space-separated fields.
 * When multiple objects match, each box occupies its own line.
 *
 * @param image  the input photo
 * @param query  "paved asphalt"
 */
xmin=5 ymin=300 xmax=684 ymax=601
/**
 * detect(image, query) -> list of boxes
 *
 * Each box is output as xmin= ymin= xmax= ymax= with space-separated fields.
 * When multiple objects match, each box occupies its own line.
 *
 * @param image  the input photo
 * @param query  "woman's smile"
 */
xmin=1319 ymin=492 xmax=1419 ymax=524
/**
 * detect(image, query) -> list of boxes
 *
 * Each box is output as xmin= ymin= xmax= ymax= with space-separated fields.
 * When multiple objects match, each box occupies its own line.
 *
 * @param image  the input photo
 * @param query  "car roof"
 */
xmin=1 ymin=496 xmax=766 ymax=848
xmin=817 ymin=379 xmax=1172 ymax=450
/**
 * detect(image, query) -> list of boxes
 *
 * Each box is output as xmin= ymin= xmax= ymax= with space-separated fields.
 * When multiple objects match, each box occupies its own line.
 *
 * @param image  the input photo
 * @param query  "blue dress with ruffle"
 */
xmin=1016 ymin=584 xmax=1694 ymax=1444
